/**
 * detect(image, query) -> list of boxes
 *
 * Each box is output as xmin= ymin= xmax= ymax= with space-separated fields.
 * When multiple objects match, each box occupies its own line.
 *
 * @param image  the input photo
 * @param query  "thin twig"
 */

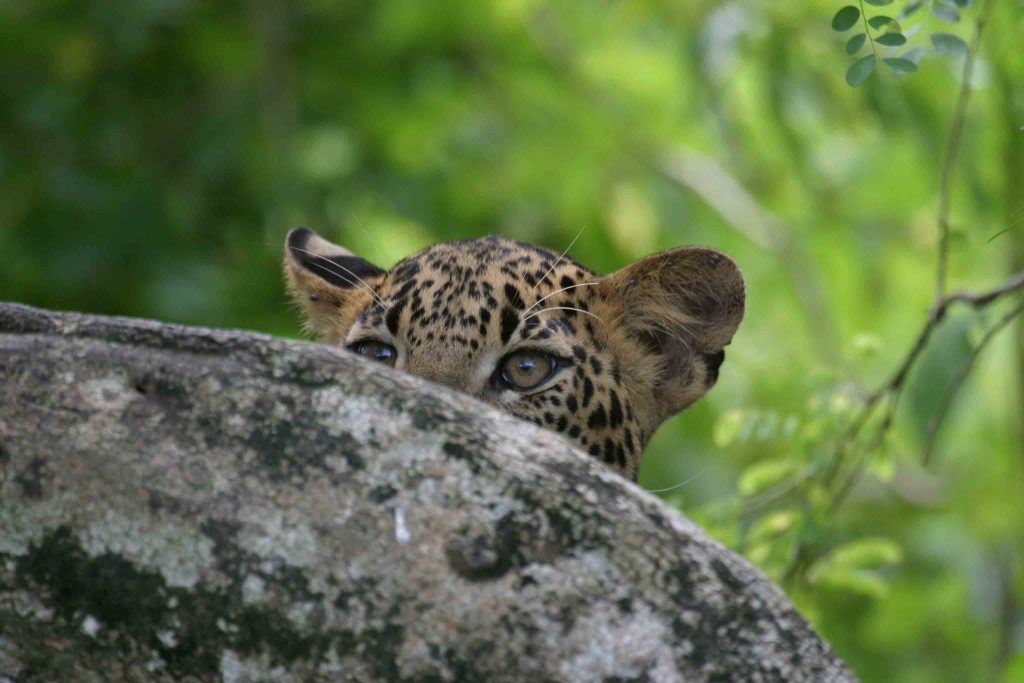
xmin=935 ymin=0 xmax=999 ymax=299
xmin=922 ymin=298 xmax=1024 ymax=465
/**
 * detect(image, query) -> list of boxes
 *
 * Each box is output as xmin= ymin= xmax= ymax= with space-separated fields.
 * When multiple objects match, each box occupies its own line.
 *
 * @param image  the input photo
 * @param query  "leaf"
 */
xmin=884 ymin=57 xmax=918 ymax=73
xmin=846 ymin=33 xmax=867 ymax=54
xmin=932 ymin=4 xmax=960 ymax=22
xmin=738 ymin=459 xmax=797 ymax=497
xmin=832 ymin=5 xmax=861 ymax=31
xmin=748 ymin=510 xmax=798 ymax=543
xmin=868 ymin=15 xmax=897 ymax=29
xmin=810 ymin=568 xmax=891 ymax=598
xmin=713 ymin=409 xmax=745 ymax=448
xmin=876 ymin=32 xmax=908 ymax=46
xmin=851 ymin=332 xmax=883 ymax=356
xmin=865 ymin=0 xmax=894 ymax=5
xmin=931 ymin=32 xmax=968 ymax=55
xmin=953 ymin=0 xmax=972 ymax=5
xmin=826 ymin=537 xmax=904 ymax=568
xmin=902 ymin=46 xmax=926 ymax=63
xmin=900 ymin=0 xmax=925 ymax=18
xmin=846 ymin=54 xmax=877 ymax=86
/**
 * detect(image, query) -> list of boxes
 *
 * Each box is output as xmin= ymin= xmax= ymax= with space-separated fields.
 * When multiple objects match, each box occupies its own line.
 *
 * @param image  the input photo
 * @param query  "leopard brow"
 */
xmin=290 ymin=246 xmax=388 ymax=309
xmin=523 ymin=282 xmax=599 ymax=315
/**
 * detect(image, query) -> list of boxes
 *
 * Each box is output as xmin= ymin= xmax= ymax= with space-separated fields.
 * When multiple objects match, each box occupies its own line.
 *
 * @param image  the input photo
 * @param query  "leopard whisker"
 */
xmin=643 ymin=468 xmax=705 ymax=494
xmin=523 ymin=282 xmax=600 ymax=315
xmin=534 ymin=226 xmax=585 ymax=290
xmin=523 ymin=306 xmax=602 ymax=323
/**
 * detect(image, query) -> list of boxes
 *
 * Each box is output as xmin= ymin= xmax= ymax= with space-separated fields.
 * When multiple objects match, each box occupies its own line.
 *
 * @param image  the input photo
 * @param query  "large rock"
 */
xmin=0 ymin=302 xmax=854 ymax=682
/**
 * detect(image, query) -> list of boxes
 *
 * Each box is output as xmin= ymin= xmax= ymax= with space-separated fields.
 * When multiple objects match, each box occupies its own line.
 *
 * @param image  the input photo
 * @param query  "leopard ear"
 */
xmin=604 ymin=247 xmax=745 ymax=419
xmin=283 ymin=227 xmax=385 ymax=339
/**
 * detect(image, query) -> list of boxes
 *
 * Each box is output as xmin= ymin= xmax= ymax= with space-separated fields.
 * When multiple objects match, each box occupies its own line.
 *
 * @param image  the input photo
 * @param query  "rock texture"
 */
xmin=0 ymin=302 xmax=855 ymax=682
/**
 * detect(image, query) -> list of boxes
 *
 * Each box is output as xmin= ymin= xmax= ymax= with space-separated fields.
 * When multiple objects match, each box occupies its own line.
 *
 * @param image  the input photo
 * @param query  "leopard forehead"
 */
xmin=357 ymin=236 xmax=593 ymax=345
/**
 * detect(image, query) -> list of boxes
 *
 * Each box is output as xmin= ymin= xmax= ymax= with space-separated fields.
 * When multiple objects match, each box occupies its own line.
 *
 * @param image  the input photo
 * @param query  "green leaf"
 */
xmin=931 ymin=32 xmax=969 ymax=55
xmin=826 ymin=537 xmax=904 ymax=568
xmin=932 ymin=4 xmax=960 ymax=21
xmin=810 ymin=568 xmax=891 ymax=598
xmin=738 ymin=459 xmax=797 ymax=497
xmin=865 ymin=0 xmax=894 ymax=5
xmin=900 ymin=0 xmax=925 ymax=18
xmin=713 ymin=409 xmax=745 ymax=448
xmin=953 ymin=0 xmax=973 ymax=6
xmin=846 ymin=54 xmax=877 ymax=86
xmin=868 ymin=15 xmax=897 ymax=29
xmin=883 ymin=57 xmax=918 ymax=73
xmin=902 ymin=46 xmax=926 ymax=63
xmin=832 ymin=5 xmax=861 ymax=31
xmin=748 ymin=510 xmax=798 ymax=543
xmin=846 ymin=33 xmax=867 ymax=54
xmin=876 ymin=32 xmax=907 ymax=46
xmin=851 ymin=332 xmax=883 ymax=356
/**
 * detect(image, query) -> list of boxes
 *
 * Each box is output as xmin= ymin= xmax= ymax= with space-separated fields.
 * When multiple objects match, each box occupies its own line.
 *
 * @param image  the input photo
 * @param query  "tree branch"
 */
xmin=935 ymin=0 xmax=999 ymax=300
xmin=922 ymin=298 xmax=1024 ymax=465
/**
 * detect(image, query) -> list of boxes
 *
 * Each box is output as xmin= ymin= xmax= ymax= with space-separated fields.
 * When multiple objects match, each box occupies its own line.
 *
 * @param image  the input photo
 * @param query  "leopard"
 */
xmin=284 ymin=227 xmax=744 ymax=480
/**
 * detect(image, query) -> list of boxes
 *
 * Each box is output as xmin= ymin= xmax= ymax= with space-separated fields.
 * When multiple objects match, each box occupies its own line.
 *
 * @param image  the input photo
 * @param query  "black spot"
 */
xmin=560 ymin=275 xmax=575 ymax=289
xmin=589 ymin=357 xmax=603 ymax=375
xmin=608 ymin=391 xmax=623 ymax=428
xmin=572 ymin=345 xmax=587 ymax=361
xmin=587 ymin=404 xmax=608 ymax=429
xmin=566 ymin=396 xmax=578 ymax=413
xmin=385 ymin=299 xmax=406 ymax=336
xmin=582 ymin=378 xmax=594 ymax=408
xmin=568 ymin=425 xmax=581 ymax=439
xmin=503 ymin=283 xmax=525 ymax=310
xmin=500 ymin=307 xmax=520 ymax=344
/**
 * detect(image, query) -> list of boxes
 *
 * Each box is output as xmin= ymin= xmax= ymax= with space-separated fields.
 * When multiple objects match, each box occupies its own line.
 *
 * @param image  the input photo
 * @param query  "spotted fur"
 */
xmin=284 ymin=227 xmax=744 ymax=479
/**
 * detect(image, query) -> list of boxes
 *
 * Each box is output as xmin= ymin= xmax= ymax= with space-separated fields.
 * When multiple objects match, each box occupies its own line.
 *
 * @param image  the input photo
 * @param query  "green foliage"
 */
xmin=831 ymin=0 xmax=978 ymax=86
xmin=1 ymin=1 xmax=1022 ymax=681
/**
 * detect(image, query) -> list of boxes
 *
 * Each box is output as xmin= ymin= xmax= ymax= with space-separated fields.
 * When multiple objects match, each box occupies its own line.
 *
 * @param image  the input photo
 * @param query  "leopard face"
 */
xmin=284 ymin=227 xmax=744 ymax=479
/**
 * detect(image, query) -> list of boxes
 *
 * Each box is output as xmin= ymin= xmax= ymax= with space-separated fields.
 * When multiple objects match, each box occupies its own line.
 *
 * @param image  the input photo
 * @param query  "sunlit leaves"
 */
xmin=846 ymin=55 xmax=877 ymax=86
xmin=738 ymin=459 xmax=798 ymax=497
xmin=713 ymin=409 xmax=800 ymax=448
xmin=807 ymin=538 xmax=904 ymax=598
xmin=868 ymin=15 xmax=897 ymax=29
xmin=832 ymin=5 xmax=861 ymax=31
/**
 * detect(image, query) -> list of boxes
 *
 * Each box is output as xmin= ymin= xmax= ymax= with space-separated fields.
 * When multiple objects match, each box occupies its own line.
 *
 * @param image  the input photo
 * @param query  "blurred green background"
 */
xmin=2 ymin=1 xmax=1022 ymax=680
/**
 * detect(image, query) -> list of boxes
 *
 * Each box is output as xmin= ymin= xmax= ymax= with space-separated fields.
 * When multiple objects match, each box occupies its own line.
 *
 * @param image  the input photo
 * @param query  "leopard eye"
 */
xmin=496 ymin=350 xmax=558 ymax=391
xmin=347 ymin=340 xmax=397 ymax=367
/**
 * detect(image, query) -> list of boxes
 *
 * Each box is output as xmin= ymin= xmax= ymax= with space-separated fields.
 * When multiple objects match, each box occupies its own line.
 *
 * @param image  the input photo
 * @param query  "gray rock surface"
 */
xmin=0 ymin=302 xmax=855 ymax=682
